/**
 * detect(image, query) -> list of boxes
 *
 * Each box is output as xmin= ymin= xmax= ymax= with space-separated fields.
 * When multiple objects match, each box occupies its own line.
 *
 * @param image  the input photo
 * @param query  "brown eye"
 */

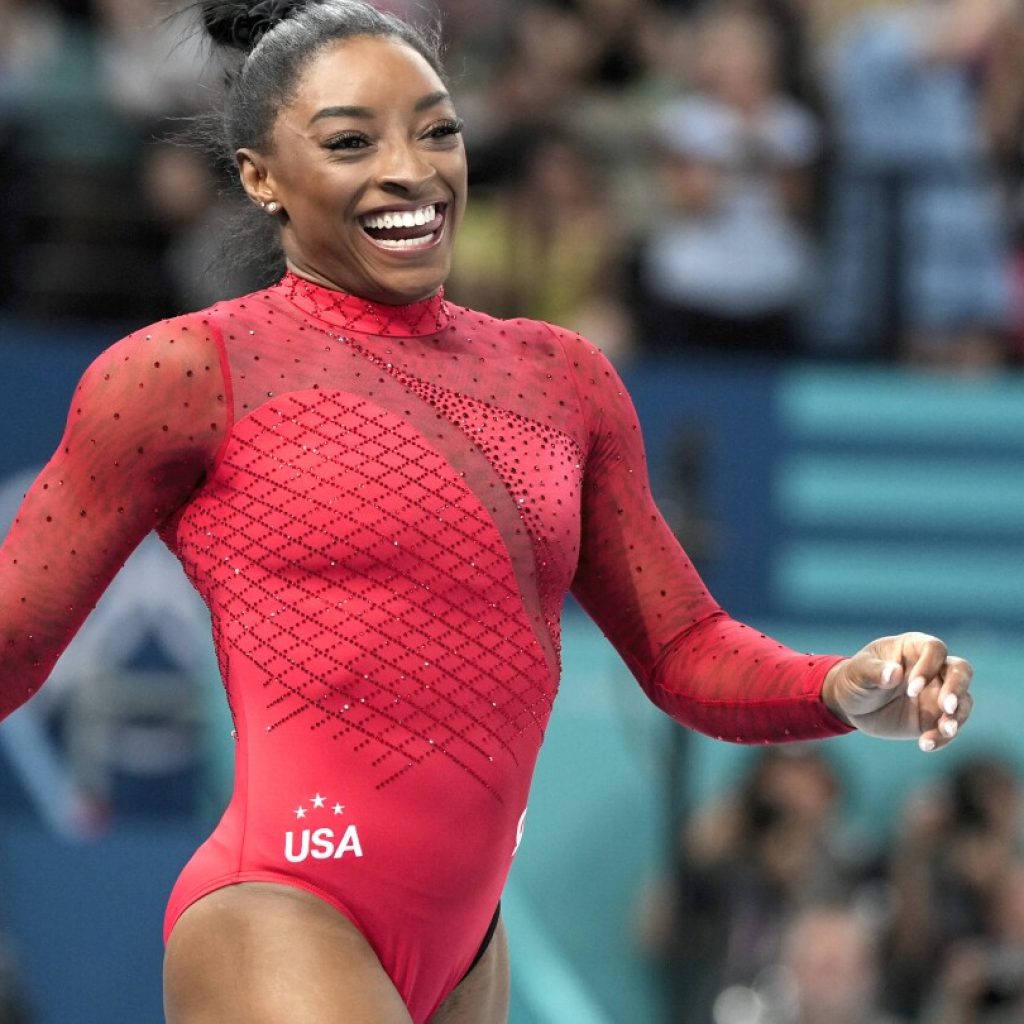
xmin=426 ymin=119 xmax=464 ymax=140
xmin=324 ymin=133 xmax=370 ymax=150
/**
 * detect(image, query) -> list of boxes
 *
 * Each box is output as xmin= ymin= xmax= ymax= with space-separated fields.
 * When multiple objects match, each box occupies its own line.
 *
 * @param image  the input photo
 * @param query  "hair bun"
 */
xmin=201 ymin=0 xmax=309 ymax=52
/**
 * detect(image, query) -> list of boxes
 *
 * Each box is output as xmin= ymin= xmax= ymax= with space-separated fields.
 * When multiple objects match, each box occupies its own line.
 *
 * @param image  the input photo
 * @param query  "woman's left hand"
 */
xmin=822 ymin=632 xmax=973 ymax=751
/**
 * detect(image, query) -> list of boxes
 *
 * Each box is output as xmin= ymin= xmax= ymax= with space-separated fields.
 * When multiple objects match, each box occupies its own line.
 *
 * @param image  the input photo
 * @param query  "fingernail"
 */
xmin=919 ymin=737 xmax=936 ymax=752
xmin=908 ymin=676 xmax=925 ymax=698
xmin=882 ymin=663 xmax=898 ymax=687
xmin=941 ymin=719 xmax=958 ymax=738
xmin=942 ymin=694 xmax=958 ymax=715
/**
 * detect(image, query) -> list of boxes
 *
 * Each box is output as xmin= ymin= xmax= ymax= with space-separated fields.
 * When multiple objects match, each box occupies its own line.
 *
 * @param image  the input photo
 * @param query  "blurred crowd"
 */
xmin=636 ymin=746 xmax=1024 ymax=1024
xmin=0 ymin=0 xmax=1022 ymax=369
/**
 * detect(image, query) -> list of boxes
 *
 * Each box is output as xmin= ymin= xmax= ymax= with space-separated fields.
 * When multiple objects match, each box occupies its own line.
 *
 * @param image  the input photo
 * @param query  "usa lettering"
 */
xmin=285 ymin=825 xmax=364 ymax=863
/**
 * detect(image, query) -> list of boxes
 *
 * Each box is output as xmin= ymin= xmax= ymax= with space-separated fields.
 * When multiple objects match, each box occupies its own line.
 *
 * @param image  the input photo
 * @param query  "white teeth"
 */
xmin=361 ymin=204 xmax=436 ymax=230
xmin=374 ymin=232 xmax=438 ymax=250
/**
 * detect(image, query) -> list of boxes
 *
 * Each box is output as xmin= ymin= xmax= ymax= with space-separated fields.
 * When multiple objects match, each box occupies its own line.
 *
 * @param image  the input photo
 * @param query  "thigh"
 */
xmin=164 ymin=882 xmax=413 ymax=1024
xmin=430 ymin=918 xmax=509 ymax=1024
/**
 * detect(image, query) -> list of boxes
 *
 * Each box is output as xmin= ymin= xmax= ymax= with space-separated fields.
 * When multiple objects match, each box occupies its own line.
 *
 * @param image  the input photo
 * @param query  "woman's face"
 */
xmin=240 ymin=34 xmax=467 ymax=304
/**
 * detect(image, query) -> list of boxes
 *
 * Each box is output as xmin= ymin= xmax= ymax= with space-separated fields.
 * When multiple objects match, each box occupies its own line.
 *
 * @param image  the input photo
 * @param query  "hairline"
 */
xmin=256 ymin=33 xmax=450 ymax=153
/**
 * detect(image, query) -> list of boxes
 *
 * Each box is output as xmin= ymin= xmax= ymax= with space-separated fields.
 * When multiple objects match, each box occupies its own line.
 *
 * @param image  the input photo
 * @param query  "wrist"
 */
xmin=822 ymin=661 xmax=854 ymax=727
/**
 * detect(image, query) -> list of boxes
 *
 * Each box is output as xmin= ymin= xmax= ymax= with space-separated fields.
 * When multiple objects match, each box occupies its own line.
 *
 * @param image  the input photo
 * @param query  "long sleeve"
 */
xmin=0 ymin=316 xmax=230 ymax=719
xmin=558 ymin=329 xmax=851 ymax=743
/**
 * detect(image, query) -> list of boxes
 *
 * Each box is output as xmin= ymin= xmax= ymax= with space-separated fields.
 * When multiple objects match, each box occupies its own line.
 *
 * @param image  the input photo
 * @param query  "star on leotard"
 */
xmin=311 ymin=793 xmax=326 ymax=808
xmin=333 ymin=803 xmax=344 ymax=815
xmin=295 ymin=806 xmax=307 ymax=819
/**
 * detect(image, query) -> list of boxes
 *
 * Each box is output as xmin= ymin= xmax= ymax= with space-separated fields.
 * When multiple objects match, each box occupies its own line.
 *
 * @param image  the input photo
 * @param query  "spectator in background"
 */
xmin=771 ymin=905 xmax=904 ymax=1024
xmin=636 ymin=746 xmax=873 ymax=1021
xmin=629 ymin=6 xmax=820 ymax=358
xmin=978 ymin=7 xmax=1024 ymax=358
xmin=141 ymin=138 xmax=268 ymax=310
xmin=569 ymin=0 xmax=660 ymax=89
xmin=0 ymin=0 xmax=61 ymax=116
xmin=0 ymin=0 xmax=63 ymax=310
xmin=92 ymin=0 xmax=211 ymax=122
xmin=882 ymin=756 xmax=1024 ymax=1017
xmin=458 ymin=2 xmax=600 ymax=190
xmin=448 ymin=125 xmax=632 ymax=359
xmin=918 ymin=861 xmax=1024 ymax=1023
xmin=0 ymin=0 xmax=214 ymax=322
xmin=811 ymin=0 xmax=1014 ymax=369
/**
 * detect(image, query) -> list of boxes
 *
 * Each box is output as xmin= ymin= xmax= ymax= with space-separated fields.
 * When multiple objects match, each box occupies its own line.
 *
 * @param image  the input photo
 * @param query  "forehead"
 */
xmin=290 ymin=34 xmax=447 ymax=115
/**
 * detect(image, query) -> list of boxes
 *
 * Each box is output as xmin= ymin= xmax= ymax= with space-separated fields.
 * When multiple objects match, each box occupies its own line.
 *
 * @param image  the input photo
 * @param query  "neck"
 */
xmin=284 ymin=260 xmax=440 ymax=307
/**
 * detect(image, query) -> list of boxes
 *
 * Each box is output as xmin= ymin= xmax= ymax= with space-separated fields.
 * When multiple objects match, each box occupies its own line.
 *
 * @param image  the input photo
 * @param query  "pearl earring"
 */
xmin=265 ymin=201 xmax=281 ymax=215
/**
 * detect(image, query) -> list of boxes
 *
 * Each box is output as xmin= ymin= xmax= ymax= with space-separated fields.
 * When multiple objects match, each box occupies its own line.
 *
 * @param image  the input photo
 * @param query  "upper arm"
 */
xmin=0 ymin=316 xmax=229 ymax=715
xmin=559 ymin=330 xmax=722 ymax=681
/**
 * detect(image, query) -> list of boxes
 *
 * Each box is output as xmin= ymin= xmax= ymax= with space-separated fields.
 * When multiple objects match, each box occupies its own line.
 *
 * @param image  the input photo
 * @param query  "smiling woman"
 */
xmin=232 ymin=33 xmax=466 ymax=304
xmin=0 ymin=1 xmax=977 ymax=1023
xmin=199 ymin=0 xmax=467 ymax=305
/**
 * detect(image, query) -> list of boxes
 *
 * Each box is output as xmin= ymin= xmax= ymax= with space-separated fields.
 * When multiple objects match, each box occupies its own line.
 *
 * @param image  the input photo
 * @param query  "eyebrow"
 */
xmin=308 ymin=91 xmax=452 ymax=126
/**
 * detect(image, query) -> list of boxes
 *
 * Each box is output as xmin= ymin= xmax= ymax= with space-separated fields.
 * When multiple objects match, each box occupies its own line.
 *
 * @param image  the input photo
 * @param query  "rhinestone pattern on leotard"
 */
xmin=312 ymin=330 xmax=584 ymax=658
xmin=175 ymin=390 xmax=558 ymax=795
xmin=282 ymin=272 xmax=452 ymax=336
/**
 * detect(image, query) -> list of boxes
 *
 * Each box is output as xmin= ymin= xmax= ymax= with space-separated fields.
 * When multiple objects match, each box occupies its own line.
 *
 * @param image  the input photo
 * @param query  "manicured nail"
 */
xmin=941 ymin=719 xmax=958 ymax=738
xmin=942 ymin=694 xmax=958 ymax=715
xmin=919 ymin=736 xmax=936 ymax=752
xmin=907 ymin=676 xmax=925 ymax=698
xmin=882 ymin=663 xmax=898 ymax=687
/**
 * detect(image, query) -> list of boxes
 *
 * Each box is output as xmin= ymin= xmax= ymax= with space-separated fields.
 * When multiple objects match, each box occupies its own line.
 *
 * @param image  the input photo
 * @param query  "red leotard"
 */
xmin=0 ymin=274 xmax=850 ymax=1021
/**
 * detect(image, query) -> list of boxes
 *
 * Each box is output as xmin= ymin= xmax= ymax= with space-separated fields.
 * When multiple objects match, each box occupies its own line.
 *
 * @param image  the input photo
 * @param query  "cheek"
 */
xmin=287 ymin=187 xmax=359 ymax=244
xmin=446 ymin=159 xmax=470 ymax=225
xmin=278 ymin=158 xmax=358 ymax=213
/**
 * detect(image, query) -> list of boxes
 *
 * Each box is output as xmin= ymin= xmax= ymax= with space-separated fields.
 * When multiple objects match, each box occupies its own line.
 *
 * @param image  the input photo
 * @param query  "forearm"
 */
xmin=644 ymin=609 xmax=851 ymax=742
xmin=0 ymin=462 xmax=151 ymax=719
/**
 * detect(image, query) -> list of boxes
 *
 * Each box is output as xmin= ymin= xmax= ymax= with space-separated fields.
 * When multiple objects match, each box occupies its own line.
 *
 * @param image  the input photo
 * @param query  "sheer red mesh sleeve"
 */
xmin=0 ymin=316 xmax=229 ymax=719
xmin=556 ymin=329 xmax=851 ymax=743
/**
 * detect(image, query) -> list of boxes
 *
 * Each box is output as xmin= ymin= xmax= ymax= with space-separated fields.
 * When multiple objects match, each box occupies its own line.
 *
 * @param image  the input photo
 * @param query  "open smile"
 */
xmin=359 ymin=202 xmax=446 ymax=251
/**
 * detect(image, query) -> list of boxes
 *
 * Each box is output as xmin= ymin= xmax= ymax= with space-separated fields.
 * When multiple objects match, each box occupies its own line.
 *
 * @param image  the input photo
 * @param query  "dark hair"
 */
xmin=199 ymin=0 xmax=445 ymax=154
xmin=188 ymin=0 xmax=445 ymax=285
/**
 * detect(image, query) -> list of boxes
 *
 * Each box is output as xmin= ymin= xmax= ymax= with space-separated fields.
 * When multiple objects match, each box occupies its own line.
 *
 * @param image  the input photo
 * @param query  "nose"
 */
xmin=376 ymin=138 xmax=436 ymax=196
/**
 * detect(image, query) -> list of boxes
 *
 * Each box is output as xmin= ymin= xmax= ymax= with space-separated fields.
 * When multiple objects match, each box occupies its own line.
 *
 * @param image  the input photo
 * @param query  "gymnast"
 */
xmin=0 ymin=1 xmax=973 ymax=1020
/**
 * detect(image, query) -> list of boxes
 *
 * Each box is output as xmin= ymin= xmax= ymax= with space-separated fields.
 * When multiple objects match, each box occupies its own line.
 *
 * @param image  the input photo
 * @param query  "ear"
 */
xmin=237 ymin=148 xmax=278 ymax=208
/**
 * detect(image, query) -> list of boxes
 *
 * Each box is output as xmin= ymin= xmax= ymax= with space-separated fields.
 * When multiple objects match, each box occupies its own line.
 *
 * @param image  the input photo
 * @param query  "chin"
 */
xmin=367 ymin=267 xmax=449 ymax=305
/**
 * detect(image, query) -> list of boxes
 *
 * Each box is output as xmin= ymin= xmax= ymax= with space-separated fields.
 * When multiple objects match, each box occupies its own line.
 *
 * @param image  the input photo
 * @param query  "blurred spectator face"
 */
xmin=575 ymin=0 xmax=640 ymax=29
xmin=636 ymin=11 xmax=696 ymax=90
xmin=657 ymin=151 xmax=720 ymax=213
xmin=991 ymin=862 xmax=1024 ymax=943
xmin=746 ymin=749 xmax=840 ymax=831
xmin=695 ymin=12 xmax=778 ymax=110
xmin=92 ymin=0 xmax=157 ymax=33
xmin=951 ymin=756 xmax=1022 ymax=841
xmin=516 ymin=4 xmax=595 ymax=85
xmin=143 ymin=144 xmax=215 ymax=226
xmin=781 ymin=908 xmax=879 ymax=1020
xmin=522 ymin=135 xmax=597 ymax=207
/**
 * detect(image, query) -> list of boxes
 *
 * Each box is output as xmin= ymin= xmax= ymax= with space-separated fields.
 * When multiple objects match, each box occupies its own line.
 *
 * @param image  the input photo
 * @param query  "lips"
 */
xmin=359 ymin=202 xmax=445 ymax=250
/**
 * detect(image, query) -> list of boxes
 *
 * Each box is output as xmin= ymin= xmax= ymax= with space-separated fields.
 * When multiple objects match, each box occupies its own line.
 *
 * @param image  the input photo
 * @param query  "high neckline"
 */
xmin=277 ymin=272 xmax=452 ymax=337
